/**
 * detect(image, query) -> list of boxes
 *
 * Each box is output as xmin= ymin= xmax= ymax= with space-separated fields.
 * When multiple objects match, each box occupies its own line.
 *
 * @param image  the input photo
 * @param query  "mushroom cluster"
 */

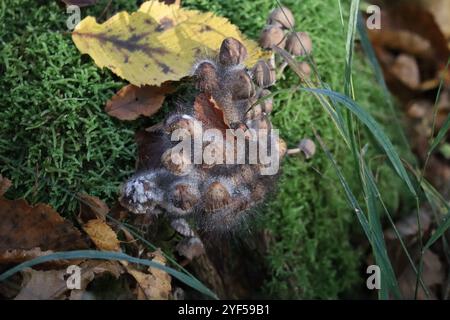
xmin=119 ymin=37 xmax=287 ymax=233
xmin=259 ymin=6 xmax=313 ymax=78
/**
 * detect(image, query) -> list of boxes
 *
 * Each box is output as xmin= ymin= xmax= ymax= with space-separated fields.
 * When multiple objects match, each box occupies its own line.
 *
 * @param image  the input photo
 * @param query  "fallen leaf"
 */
xmin=83 ymin=219 xmax=120 ymax=251
xmin=105 ymin=82 xmax=174 ymax=120
xmin=176 ymin=237 xmax=205 ymax=260
xmin=194 ymin=93 xmax=229 ymax=132
xmin=78 ymin=193 xmax=109 ymax=222
xmin=72 ymin=1 xmax=268 ymax=86
xmin=0 ymin=175 xmax=12 ymax=196
xmin=14 ymin=269 xmax=67 ymax=300
xmin=398 ymin=250 xmax=444 ymax=299
xmin=418 ymin=0 xmax=450 ymax=39
xmin=390 ymin=54 xmax=421 ymax=89
xmin=127 ymin=251 xmax=171 ymax=300
xmin=0 ymin=197 xmax=88 ymax=265
xmin=69 ymin=260 xmax=124 ymax=300
xmin=0 ymin=248 xmax=55 ymax=265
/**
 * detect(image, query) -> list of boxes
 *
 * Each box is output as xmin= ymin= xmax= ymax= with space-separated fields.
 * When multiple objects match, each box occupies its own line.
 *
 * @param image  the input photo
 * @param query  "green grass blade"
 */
xmin=424 ymin=212 xmax=450 ymax=250
xmin=304 ymin=87 xmax=416 ymax=196
xmin=0 ymin=250 xmax=218 ymax=299
xmin=428 ymin=114 xmax=450 ymax=154
xmin=344 ymin=0 xmax=359 ymax=98
xmin=315 ymin=132 xmax=401 ymax=298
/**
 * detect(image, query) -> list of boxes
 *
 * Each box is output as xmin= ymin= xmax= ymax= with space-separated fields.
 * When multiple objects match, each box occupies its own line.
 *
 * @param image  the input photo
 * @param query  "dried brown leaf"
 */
xmin=127 ymin=251 xmax=171 ymax=300
xmin=14 ymin=269 xmax=67 ymax=300
xmin=105 ymin=83 xmax=174 ymax=121
xmin=78 ymin=193 xmax=109 ymax=222
xmin=0 ymin=197 xmax=88 ymax=262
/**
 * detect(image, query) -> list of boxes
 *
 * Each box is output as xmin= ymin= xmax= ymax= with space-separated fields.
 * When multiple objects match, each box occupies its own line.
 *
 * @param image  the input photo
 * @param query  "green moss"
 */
xmin=0 ymin=0 xmax=411 ymax=298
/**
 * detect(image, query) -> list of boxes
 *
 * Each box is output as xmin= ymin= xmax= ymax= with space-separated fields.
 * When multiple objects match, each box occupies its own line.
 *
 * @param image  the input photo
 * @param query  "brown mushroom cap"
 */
xmin=267 ymin=7 xmax=295 ymax=29
xmin=259 ymin=25 xmax=286 ymax=50
xmin=252 ymin=60 xmax=276 ymax=88
xmin=285 ymin=32 xmax=313 ymax=56
xmin=219 ymin=37 xmax=248 ymax=66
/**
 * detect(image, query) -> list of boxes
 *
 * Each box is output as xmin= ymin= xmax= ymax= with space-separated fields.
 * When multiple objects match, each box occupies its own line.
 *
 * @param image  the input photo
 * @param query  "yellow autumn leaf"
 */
xmin=83 ymin=219 xmax=121 ymax=251
xmin=72 ymin=1 xmax=269 ymax=87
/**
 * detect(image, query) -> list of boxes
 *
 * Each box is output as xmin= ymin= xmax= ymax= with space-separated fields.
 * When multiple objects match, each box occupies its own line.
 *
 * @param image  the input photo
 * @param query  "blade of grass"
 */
xmin=314 ymin=131 xmax=401 ymax=298
xmin=0 ymin=250 xmax=218 ymax=299
xmin=428 ymin=114 xmax=450 ymax=154
xmin=303 ymin=87 xmax=417 ymax=196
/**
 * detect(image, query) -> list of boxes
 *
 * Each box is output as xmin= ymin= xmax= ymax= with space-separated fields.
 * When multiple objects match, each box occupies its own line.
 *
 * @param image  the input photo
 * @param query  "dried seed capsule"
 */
xmin=259 ymin=25 xmax=286 ymax=50
xmin=252 ymin=60 xmax=276 ymax=88
xmin=285 ymin=32 xmax=313 ymax=56
xmin=299 ymin=138 xmax=316 ymax=159
xmin=170 ymin=183 xmax=200 ymax=212
xmin=161 ymin=148 xmax=193 ymax=176
xmin=219 ymin=37 xmax=248 ymax=66
xmin=204 ymin=181 xmax=231 ymax=212
xmin=194 ymin=60 xmax=219 ymax=93
xmin=267 ymin=7 xmax=295 ymax=29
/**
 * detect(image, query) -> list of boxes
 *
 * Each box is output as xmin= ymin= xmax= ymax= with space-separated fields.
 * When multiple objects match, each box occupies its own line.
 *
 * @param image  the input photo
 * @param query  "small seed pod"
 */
xmin=227 ymin=69 xmax=255 ymax=100
xmin=299 ymin=138 xmax=316 ymax=159
xmin=194 ymin=60 xmax=219 ymax=93
xmin=204 ymin=181 xmax=231 ymax=212
xmin=252 ymin=60 xmax=276 ymax=88
xmin=170 ymin=183 xmax=200 ymax=213
xmin=219 ymin=37 xmax=248 ymax=66
xmin=285 ymin=32 xmax=313 ymax=56
xmin=259 ymin=25 xmax=286 ymax=50
xmin=267 ymin=6 xmax=295 ymax=29
xmin=161 ymin=148 xmax=193 ymax=176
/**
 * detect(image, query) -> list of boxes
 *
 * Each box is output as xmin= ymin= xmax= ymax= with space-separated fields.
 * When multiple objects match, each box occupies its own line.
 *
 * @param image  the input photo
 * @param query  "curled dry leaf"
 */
xmin=83 ymin=219 xmax=120 ymax=251
xmin=0 ymin=197 xmax=88 ymax=265
xmin=127 ymin=251 xmax=171 ymax=300
xmin=105 ymin=83 xmax=175 ymax=121
xmin=72 ymin=1 xmax=269 ymax=86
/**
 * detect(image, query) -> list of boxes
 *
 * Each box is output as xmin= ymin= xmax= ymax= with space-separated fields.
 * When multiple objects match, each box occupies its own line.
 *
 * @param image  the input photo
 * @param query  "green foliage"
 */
xmin=0 ymin=0 xmax=413 ymax=299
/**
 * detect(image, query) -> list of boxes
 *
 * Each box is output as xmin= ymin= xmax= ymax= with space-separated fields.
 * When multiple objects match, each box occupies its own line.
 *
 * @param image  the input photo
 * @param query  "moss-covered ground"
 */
xmin=0 ymin=0 xmax=412 ymax=298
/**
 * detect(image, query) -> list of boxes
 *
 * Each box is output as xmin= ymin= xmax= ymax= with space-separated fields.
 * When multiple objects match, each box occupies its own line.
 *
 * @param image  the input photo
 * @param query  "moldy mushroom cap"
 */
xmin=259 ymin=25 xmax=286 ymax=50
xmin=267 ymin=7 xmax=295 ymax=29
xmin=285 ymin=32 xmax=313 ymax=56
